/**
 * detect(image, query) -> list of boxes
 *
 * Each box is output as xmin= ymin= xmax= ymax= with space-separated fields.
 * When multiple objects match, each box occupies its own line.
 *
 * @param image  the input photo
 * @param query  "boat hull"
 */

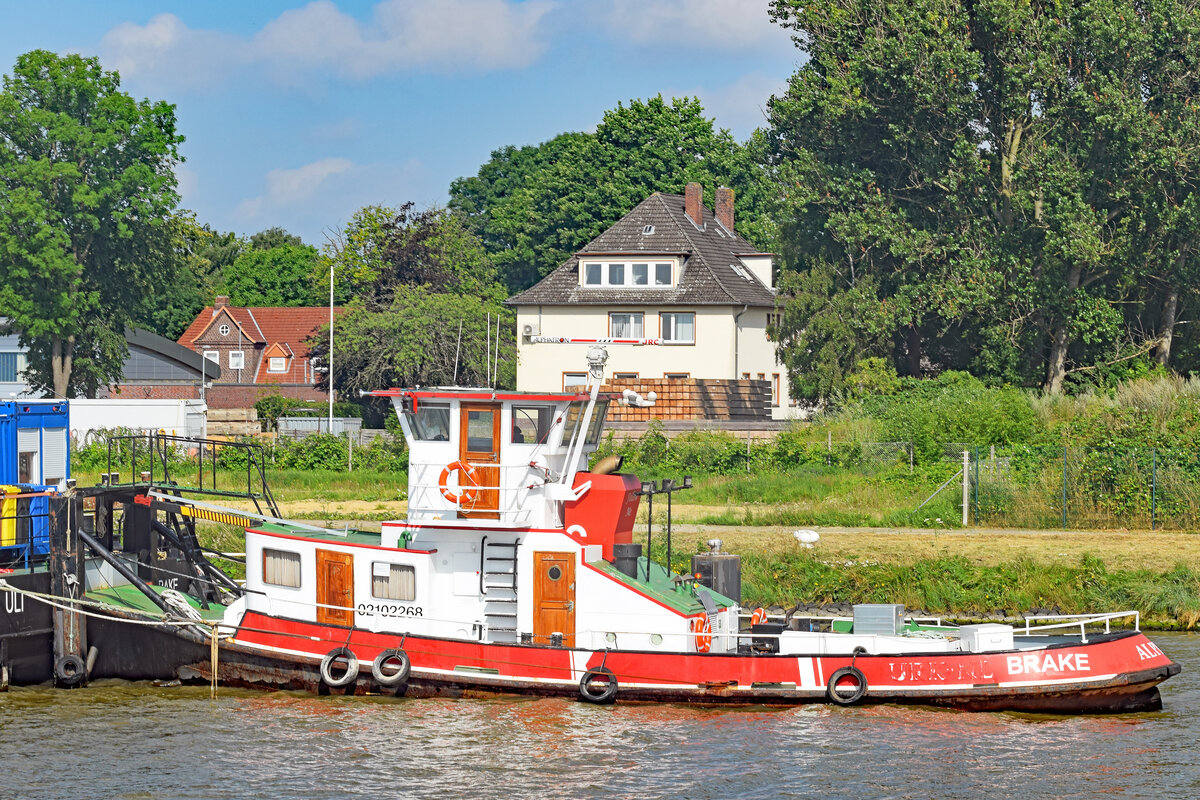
xmin=178 ymin=611 xmax=1179 ymax=714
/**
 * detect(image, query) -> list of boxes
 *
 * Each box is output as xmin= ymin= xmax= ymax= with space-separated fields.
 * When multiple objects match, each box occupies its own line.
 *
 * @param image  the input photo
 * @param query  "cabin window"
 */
xmin=263 ymin=548 xmax=301 ymax=588
xmin=512 ymin=405 xmax=553 ymax=444
xmin=563 ymin=400 xmax=609 ymax=446
xmin=405 ymin=403 xmax=450 ymax=441
xmin=372 ymin=562 xmax=416 ymax=601
xmin=465 ymin=409 xmax=496 ymax=451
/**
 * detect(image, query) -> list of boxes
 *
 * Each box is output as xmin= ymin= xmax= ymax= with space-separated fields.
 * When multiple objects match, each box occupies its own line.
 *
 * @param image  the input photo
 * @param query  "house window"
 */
xmin=563 ymin=372 xmax=588 ymax=391
xmin=203 ymin=350 xmax=219 ymax=365
xmin=263 ymin=548 xmax=301 ymax=588
xmin=372 ymin=563 xmax=416 ymax=601
xmin=218 ymin=324 xmax=230 ymax=336
xmin=229 ymin=350 xmax=245 ymax=370
xmin=660 ymin=312 xmax=695 ymax=344
xmin=0 ymin=352 xmax=17 ymax=383
xmin=512 ymin=405 xmax=553 ymax=444
xmin=580 ymin=261 xmax=675 ymax=288
xmin=772 ymin=374 xmax=781 ymax=407
xmin=609 ymin=312 xmax=643 ymax=338
xmin=766 ymin=312 xmax=782 ymax=342
xmin=741 ymin=372 xmax=750 ymax=380
xmin=613 ymin=372 xmax=638 ymax=380
xmin=758 ymin=373 xmax=766 ymax=381
xmin=268 ymin=357 xmax=288 ymax=373
xmin=665 ymin=373 xmax=689 ymax=380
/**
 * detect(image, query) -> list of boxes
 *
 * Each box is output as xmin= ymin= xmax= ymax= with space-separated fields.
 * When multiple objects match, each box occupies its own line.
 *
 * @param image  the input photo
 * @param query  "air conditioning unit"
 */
xmin=522 ymin=323 xmax=540 ymax=338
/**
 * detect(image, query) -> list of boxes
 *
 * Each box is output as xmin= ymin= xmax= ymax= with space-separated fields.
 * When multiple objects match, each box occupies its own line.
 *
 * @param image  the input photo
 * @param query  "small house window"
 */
xmin=229 ymin=350 xmax=245 ymax=370
xmin=613 ymin=372 xmax=638 ymax=380
xmin=579 ymin=261 xmax=674 ymax=287
xmin=563 ymin=372 xmax=588 ymax=391
xmin=610 ymin=312 xmax=643 ymax=338
xmin=665 ymin=373 xmax=689 ymax=380
xmin=203 ymin=350 xmax=219 ymax=364
xmin=583 ymin=262 xmax=602 ymax=285
xmin=772 ymin=373 xmax=781 ymax=407
xmin=654 ymin=263 xmax=672 ymax=286
xmin=661 ymin=312 xmax=695 ymax=344
xmin=372 ymin=563 xmax=416 ymax=601
xmin=642 ymin=225 xmax=655 ymax=235
xmin=268 ymin=357 xmax=288 ymax=373
xmin=608 ymin=263 xmax=625 ymax=285
xmin=218 ymin=324 xmax=230 ymax=336
xmin=631 ymin=263 xmax=648 ymax=285
xmin=263 ymin=548 xmax=301 ymax=588
xmin=0 ymin=352 xmax=17 ymax=383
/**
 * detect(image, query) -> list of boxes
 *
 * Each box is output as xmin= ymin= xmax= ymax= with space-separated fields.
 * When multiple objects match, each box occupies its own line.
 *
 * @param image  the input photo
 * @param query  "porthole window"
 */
xmin=218 ymin=324 xmax=230 ymax=336
xmin=548 ymin=565 xmax=563 ymax=581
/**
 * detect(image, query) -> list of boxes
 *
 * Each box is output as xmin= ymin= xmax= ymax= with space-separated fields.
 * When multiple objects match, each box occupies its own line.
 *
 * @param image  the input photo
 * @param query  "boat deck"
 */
xmin=87 ymin=583 xmax=228 ymax=622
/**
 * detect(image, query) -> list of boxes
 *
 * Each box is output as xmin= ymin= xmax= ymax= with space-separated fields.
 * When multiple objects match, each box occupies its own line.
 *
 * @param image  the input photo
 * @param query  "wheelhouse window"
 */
xmin=610 ymin=312 xmax=643 ymax=338
xmin=580 ymin=260 xmax=675 ymax=288
xmin=405 ymin=403 xmax=450 ymax=441
xmin=660 ymin=312 xmax=695 ymax=344
xmin=512 ymin=405 xmax=553 ymax=444
xmin=263 ymin=548 xmax=301 ymax=588
xmin=563 ymin=401 xmax=609 ymax=445
xmin=372 ymin=563 xmax=416 ymax=601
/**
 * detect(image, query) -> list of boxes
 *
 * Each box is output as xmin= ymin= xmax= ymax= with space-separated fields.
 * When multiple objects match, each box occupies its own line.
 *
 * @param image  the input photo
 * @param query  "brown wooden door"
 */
xmin=459 ymin=403 xmax=500 ymax=519
xmin=533 ymin=551 xmax=575 ymax=647
xmin=316 ymin=548 xmax=354 ymax=627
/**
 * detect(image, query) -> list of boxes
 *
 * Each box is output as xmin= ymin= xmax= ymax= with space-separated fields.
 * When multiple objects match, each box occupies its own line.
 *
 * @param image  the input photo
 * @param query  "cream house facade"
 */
xmin=508 ymin=184 xmax=796 ymax=419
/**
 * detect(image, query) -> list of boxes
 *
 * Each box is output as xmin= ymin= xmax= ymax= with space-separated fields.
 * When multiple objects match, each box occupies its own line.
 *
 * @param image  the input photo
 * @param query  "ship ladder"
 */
xmin=481 ymin=536 xmax=521 ymax=643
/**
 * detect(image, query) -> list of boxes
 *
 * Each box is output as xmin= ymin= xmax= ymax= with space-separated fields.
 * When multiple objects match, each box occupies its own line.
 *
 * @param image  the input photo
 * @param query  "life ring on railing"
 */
xmin=691 ymin=615 xmax=712 ymax=653
xmin=371 ymin=648 xmax=411 ymax=689
xmin=750 ymin=607 xmax=769 ymax=626
xmin=826 ymin=666 xmax=868 ymax=705
xmin=319 ymin=647 xmax=359 ymax=689
xmin=439 ymin=460 xmax=480 ymax=505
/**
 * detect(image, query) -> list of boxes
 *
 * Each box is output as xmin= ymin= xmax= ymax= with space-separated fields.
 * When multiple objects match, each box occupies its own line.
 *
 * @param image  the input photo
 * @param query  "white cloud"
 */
xmin=101 ymin=0 xmax=555 ymax=90
xmin=596 ymin=0 xmax=794 ymax=55
xmin=236 ymin=157 xmax=356 ymax=221
xmin=687 ymin=71 xmax=790 ymax=138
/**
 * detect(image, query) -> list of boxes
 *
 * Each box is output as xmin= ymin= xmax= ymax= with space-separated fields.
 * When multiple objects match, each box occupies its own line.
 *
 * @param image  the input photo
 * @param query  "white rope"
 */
xmin=0 ymin=579 xmax=219 ymax=631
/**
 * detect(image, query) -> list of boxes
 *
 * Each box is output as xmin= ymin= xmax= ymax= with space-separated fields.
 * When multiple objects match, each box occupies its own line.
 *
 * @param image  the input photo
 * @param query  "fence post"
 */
xmin=1151 ymin=447 xmax=1156 ymax=531
xmin=974 ymin=446 xmax=980 ymax=519
xmin=1062 ymin=447 xmax=1068 ymax=530
xmin=962 ymin=450 xmax=969 ymax=527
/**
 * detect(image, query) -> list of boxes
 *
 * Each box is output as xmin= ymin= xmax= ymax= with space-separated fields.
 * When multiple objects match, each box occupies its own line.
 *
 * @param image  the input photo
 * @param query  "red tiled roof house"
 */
xmin=177 ymin=296 xmax=342 ymax=409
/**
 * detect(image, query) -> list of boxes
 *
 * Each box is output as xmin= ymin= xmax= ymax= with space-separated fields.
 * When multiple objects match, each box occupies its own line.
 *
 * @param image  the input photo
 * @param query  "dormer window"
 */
xmin=581 ymin=260 xmax=675 ymax=288
xmin=268 ymin=356 xmax=289 ymax=373
xmin=642 ymin=225 xmax=655 ymax=235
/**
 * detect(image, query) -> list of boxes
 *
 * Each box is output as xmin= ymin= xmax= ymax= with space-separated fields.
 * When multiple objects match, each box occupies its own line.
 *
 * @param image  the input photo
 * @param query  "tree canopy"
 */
xmin=223 ymin=241 xmax=321 ymax=307
xmin=0 ymin=50 xmax=183 ymax=397
xmin=766 ymin=0 xmax=1200 ymax=396
xmin=450 ymin=95 xmax=774 ymax=292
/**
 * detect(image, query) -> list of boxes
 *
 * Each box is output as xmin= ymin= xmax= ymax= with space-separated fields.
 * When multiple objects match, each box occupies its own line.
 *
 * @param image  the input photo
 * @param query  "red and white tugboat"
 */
xmin=199 ymin=346 xmax=1179 ymax=712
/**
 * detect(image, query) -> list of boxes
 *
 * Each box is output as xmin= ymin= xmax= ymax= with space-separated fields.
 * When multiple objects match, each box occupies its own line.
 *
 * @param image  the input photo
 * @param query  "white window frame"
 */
xmin=263 ymin=548 xmax=301 ymax=588
xmin=218 ymin=324 xmax=230 ymax=336
xmin=229 ymin=350 xmax=245 ymax=370
xmin=580 ymin=260 xmax=675 ymax=288
xmin=267 ymin=356 xmax=289 ymax=373
xmin=609 ymin=312 xmax=644 ymax=338
xmin=372 ymin=562 xmax=416 ymax=601
xmin=563 ymin=372 xmax=588 ymax=391
xmin=660 ymin=312 xmax=695 ymax=345
xmin=203 ymin=350 xmax=219 ymax=365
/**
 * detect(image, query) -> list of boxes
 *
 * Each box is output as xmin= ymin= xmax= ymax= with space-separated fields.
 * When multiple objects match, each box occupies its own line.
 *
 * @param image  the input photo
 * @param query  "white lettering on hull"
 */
xmin=3 ymin=591 xmax=24 ymax=615
xmin=887 ymin=659 xmax=995 ymax=683
xmin=1135 ymin=642 xmax=1164 ymax=661
xmin=1006 ymin=652 xmax=1090 ymax=675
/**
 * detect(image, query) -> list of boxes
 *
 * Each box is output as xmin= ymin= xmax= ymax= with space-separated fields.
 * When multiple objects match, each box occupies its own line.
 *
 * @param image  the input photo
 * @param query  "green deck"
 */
xmin=251 ymin=522 xmax=386 ymax=547
xmin=587 ymin=556 xmax=736 ymax=614
xmin=86 ymin=582 xmax=228 ymax=622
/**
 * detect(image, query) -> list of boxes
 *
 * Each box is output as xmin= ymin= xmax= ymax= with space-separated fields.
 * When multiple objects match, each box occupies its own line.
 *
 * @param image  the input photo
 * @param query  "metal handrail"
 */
xmin=1021 ymin=610 xmax=1140 ymax=641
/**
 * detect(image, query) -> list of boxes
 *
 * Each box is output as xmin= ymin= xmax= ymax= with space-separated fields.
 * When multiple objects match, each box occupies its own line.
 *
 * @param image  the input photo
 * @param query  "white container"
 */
xmin=957 ymin=623 xmax=1015 ymax=653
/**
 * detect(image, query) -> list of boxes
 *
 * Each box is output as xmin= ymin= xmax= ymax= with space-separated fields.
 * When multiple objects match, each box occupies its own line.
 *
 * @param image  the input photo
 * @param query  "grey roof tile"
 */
xmin=507 ymin=193 xmax=776 ymax=307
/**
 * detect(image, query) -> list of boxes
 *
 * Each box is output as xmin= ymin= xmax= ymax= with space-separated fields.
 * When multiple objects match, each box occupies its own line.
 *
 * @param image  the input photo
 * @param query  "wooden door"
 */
xmin=316 ymin=548 xmax=354 ymax=627
xmin=533 ymin=551 xmax=575 ymax=647
xmin=459 ymin=403 xmax=500 ymax=519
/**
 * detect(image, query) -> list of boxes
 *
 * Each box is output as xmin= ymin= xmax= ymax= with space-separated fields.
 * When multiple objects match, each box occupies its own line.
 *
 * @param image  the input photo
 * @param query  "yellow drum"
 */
xmin=0 ymin=485 xmax=19 ymax=546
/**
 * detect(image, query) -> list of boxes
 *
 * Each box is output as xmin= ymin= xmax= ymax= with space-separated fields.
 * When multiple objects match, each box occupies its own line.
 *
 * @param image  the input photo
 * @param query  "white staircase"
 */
xmin=482 ymin=538 xmax=520 ymax=643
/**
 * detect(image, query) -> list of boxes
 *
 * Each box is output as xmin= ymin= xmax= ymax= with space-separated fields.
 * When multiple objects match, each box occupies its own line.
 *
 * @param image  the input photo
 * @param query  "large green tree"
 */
xmin=767 ymin=0 xmax=1200 ymax=396
xmin=0 ymin=50 xmax=183 ymax=396
xmin=451 ymin=95 xmax=773 ymax=292
xmin=223 ymin=241 xmax=321 ymax=307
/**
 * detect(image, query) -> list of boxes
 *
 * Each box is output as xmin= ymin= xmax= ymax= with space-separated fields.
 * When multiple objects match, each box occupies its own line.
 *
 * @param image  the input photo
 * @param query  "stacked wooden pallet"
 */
xmin=603 ymin=378 xmax=770 ymax=422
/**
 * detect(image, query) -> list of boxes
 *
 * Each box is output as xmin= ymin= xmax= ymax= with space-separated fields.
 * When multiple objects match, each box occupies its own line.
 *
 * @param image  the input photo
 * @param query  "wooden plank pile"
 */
xmin=603 ymin=378 xmax=770 ymax=422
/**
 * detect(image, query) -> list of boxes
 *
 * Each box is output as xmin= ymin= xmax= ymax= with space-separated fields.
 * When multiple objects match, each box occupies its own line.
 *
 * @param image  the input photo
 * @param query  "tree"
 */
xmin=138 ymin=214 xmax=241 ymax=340
xmin=450 ymin=95 xmax=774 ymax=292
xmin=223 ymin=243 xmax=321 ymax=307
xmin=766 ymin=0 xmax=1200 ymax=396
xmin=0 ymin=50 xmax=183 ymax=396
xmin=249 ymin=226 xmax=302 ymax=251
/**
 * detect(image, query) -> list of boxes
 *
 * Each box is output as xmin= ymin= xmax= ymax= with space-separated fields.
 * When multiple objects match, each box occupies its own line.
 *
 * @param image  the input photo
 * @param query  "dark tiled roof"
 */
xmin=507 ymin=193 xmax=776 ymax=307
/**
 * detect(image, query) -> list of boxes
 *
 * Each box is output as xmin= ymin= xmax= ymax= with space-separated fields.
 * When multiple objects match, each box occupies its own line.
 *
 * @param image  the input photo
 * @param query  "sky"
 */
xmin=0 ymin=1 xmax=802 ymax=247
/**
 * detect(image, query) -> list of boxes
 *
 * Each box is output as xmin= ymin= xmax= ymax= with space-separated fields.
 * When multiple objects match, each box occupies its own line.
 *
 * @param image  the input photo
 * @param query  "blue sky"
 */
xmin=0 ymin=1 xmax=801 ymax=246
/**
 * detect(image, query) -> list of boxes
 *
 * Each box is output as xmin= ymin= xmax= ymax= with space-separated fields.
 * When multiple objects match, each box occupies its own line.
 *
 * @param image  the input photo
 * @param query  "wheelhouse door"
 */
xmin=533 ymin=551 xmax=575 ymax=647
xmin=460 ymin=403 xmax=500 ymax=519
xmin=316 ymin=548 xmax=354 ymax=627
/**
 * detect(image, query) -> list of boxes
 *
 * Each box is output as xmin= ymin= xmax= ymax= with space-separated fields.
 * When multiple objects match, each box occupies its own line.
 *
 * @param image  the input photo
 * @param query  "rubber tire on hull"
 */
xmin=579 ymin=667 xmax=618 ymax=704
xmin=371 ymin=648 xmax=411 ymax=689
xmin=54 ymin=654 xmax=86 ymax=687
xmin=319 ymin=647 xmax=360 ymax=689
xmin=826 ymin=666 xmax=868 ymax=705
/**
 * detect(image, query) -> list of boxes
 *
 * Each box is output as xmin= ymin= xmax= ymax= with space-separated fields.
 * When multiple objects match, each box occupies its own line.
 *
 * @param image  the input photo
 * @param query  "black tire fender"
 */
xmin=826 ymin=665 xmax=868 ymax=705
xmin=579 ymin=666 xmax=618 ymax=704
xmin=319 ymin=647 xmax=360 ymax=689
xmin=54 ymin=654 xmax=86 ymax=687
xmin=371 ymin=648 xmax=411 ymax=688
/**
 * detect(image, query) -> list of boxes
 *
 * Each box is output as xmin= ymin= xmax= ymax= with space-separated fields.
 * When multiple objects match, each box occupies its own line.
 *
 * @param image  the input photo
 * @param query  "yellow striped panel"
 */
xmin=178 ymin=505 xmax=257 ymax=528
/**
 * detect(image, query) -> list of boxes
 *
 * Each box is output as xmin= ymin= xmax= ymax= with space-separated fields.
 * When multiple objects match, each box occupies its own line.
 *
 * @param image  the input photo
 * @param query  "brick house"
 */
xmin=507 ymin=183 xmax=795 ymax=420
xmin=177 ymin=297 xmax=341 ymax=409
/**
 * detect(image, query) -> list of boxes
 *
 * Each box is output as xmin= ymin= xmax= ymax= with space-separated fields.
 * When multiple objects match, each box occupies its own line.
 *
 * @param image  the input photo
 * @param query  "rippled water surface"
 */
xmin=1 ymin=633 xmax=1197 ymax=799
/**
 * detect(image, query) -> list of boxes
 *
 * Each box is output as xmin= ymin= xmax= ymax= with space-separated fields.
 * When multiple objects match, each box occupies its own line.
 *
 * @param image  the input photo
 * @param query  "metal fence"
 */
xmin=277 ymin=416 xmax=363 ymax=439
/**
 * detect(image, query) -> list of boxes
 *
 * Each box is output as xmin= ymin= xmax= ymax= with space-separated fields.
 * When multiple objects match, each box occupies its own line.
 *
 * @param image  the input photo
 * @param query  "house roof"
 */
xmin=179 ymin=306 xmax=339 ymax=354
xmin=506 ymin=192 xmax=777 ymax=307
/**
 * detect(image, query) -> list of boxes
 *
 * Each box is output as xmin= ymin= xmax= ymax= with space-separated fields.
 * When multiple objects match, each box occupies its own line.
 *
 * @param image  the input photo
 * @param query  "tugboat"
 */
xmin=0 ymin=346 xmax=1179 ymax=711
xmin=178 ymin=345 xmax=1176 ymax=712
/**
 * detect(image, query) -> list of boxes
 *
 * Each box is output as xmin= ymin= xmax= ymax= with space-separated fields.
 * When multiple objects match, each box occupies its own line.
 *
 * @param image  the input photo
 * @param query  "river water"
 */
xmin=1 ymin=633 xmax=1196 ymax=800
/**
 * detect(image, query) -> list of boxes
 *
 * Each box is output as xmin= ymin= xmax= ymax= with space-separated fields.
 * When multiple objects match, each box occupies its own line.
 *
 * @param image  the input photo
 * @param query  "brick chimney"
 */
xmin=684 ymin=182 xmax=703 ymax=226
xmin=214 ymin=295 xmax=229 ymax=310
xmin=715 ymin=186 xmax=734 ymax=233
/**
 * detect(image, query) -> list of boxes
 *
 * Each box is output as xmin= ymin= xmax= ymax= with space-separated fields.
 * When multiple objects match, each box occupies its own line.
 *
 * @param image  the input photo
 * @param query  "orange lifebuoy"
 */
xmin=750 ymin=607 xmax=768 ymax=626
xmin=691 ymin=615 xmax=712 ymax=653
xmin=439 ymin=460 xmax=480 ymax=505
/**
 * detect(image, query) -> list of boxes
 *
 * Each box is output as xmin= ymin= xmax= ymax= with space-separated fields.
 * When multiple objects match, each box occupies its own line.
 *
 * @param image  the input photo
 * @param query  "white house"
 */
xmin=507 ymin=183 xmax=795 ymax=419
